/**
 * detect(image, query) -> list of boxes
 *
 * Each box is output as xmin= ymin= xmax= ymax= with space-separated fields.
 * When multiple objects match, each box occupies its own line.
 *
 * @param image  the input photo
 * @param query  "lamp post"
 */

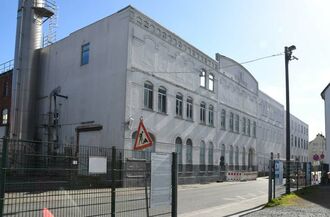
xmin=285 ymin=45 xmax=297 ymax=194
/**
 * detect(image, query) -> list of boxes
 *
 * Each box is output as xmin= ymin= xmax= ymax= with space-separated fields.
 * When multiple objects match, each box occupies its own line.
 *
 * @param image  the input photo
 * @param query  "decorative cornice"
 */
xmin=127 ymin=7 xmax=217 ymax=70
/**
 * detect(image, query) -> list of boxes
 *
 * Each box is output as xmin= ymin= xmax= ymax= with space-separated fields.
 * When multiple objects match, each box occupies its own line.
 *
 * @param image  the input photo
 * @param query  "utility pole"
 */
xmin=285 ymin=45 xmax=297 ymax=194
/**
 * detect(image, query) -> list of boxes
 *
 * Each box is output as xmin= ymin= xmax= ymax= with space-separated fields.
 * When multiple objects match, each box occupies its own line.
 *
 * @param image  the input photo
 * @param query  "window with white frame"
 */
xmin=200 ymin=69 xmax=206 ymax=87
xmin=200 ymin=141 xmax=206 ymax=167
xmin=176 ymin=93 xmax=183 ymax=117
xmin=221 ymin=109 xmax=226 ymax=129
xmin=2 ymin=108 xmax=8 ymax=125
xmin=208 ymin=73 xmax=214 ymax=91
xmin=242 ymin=117 xmax=246 ymax=134
xmin=208 ymin=105 xmax=214 ymax=126
xmin=200 ymin=102 xmax=206 ymax=123
xmin=158 ymin=87 xmax=167 ymax=113
xmin=186 ymin=139 xmax=193 ymax=164
xmin=235 ymin=114 xmax=239 ymax=133
xmin=144 ymin=82 xmax=153 ymax=109
xmin=186 ymin=97 xmax=193 ymax=120
xmin=229 ymin=112 xmax=234 ymax=132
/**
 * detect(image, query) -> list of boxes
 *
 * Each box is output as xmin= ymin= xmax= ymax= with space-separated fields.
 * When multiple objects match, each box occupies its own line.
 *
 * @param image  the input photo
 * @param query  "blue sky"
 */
xmin=1 ymin=0 xmax=330 ymax=140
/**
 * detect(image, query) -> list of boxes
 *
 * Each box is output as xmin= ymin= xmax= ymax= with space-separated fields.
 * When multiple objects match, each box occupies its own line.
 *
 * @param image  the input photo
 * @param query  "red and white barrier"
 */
xmin=226 ymin=171 xmax=242 ymax=181
xmin=226 ymin=171 xmax=258 ymax=181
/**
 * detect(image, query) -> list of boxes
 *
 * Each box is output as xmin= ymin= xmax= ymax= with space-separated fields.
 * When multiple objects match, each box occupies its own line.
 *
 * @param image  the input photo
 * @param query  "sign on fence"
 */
xmin=150 ymin=153 xmax=172 ymax=208
xmin=274 ymin=160 xmax=283 ymax=185
xmin=88 ymin=156 xmax=107 ymax=174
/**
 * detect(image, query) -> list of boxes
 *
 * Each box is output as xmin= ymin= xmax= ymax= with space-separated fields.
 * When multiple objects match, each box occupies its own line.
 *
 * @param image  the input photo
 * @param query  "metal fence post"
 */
xmin=296 ymin=161 xmax=299 ymax=191
xmin=111 ymin=146 xmax=117 ymax=217
xmin=172 ymin=152 xmax=177 ymax=217
xmin=268 ymin=160 xmax=272 ymax=203
xmin=0 ymin=137 xmax=9 ymax=217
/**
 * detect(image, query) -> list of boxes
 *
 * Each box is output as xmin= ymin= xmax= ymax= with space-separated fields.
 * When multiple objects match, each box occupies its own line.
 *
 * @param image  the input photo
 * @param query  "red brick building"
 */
xmin=0 ymin=70 xmax=12 ymax=128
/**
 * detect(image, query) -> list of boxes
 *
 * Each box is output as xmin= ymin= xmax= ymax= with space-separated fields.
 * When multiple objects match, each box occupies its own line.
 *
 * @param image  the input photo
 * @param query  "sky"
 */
xmin=1 ymin=0 xmax=329 ymax=140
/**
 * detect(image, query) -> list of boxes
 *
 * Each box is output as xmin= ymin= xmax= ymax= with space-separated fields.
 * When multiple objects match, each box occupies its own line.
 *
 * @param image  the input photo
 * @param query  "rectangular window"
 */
xmin=253 ymin=121 xmax=256 ymax=137
xmin=242 ymin=117 xmax=246 ymax=134
xmin=200 ymin=103 xmax=206 ymax=123
xmin=229 ymin=112 xmax=234 ymax=132
xmin=3 ymin=81 xmax=8 ymax=97
xmin=221 ymin=110 xmax=226 ymax=129
xmin=186 ymin=97 xmax=193 ymax=120
xmin=81 ymin=43 xmax=90 ymax=65
xmin=176 ymin=94 xmax=183 ymax=117
xmin=247 ymin=119 xmax=251 ymax=136
xmin=144 ymin=82 xmax=153 ymax=109
xmin=208 ymin=106 xmax=214 ymax=126
xmin=235 ymin=114 xmax=239 ymax=133
xmin=158 ymin=88 xmax=166 ymax=113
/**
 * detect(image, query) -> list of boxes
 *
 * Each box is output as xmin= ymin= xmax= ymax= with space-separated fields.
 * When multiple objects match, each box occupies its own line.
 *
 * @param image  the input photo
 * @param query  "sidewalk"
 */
xmin=243 ymin=185 xmax=330 ymax=217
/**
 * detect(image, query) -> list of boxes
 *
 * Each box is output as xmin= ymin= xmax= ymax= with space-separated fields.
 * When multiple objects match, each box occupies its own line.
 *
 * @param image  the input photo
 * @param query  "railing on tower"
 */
xmin=0 ymin=60 xmax=14 ymax=74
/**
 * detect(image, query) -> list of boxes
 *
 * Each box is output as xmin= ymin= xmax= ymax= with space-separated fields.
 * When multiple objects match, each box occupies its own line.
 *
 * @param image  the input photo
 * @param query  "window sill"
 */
xmin=185 ymin=118 xmax=194 ymax=123
xmin=142 ymin=108 xmax=154 ymax=112
xmin=157 ymin=111 xmax=168 ymax=116
xmin=175 ymin=115 xmax=184 ymax=120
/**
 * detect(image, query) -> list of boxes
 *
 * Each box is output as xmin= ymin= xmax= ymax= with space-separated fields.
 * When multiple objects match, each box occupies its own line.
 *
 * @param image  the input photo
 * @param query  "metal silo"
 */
xmin=10 ymin=0 xmax=55 ymax=140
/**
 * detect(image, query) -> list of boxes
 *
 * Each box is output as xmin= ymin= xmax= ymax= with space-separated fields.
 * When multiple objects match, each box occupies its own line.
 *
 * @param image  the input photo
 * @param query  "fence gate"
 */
xmin=268 ymin=159 xmax=312 ymax=202
xmin=0 ymin=138 xmax=177 ymax=217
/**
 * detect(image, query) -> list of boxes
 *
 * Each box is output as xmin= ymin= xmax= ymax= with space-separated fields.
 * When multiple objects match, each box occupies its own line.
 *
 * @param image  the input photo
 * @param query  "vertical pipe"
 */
xmin=285 ymin=46 xmax=291 ymax=194
xmin=172 ymin=152 xmax=177 ymax=217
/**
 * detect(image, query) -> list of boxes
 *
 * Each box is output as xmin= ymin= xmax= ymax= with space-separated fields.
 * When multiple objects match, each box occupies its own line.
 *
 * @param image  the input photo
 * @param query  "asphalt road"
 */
xmin=178 ymin=178 xmax=269 ymax=216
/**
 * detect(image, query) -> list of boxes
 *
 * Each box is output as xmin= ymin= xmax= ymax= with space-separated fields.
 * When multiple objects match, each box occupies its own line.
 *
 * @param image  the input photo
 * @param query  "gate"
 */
xmin=0 ymin=138 xmax=177 ymax=217
xmin=268 ymin=159 xmax=312 ymax=201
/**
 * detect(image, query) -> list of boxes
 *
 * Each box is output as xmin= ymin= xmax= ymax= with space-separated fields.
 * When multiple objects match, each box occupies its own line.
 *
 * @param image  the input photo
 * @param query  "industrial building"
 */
xmin=3 ymin=2 xmax=309 ymax=183
xmin=321 ymin=83 xmax=330 ymax=167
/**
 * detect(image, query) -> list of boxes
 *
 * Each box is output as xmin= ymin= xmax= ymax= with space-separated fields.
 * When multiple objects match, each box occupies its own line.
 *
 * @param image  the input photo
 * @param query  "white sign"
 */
xmin=89 ymin=156 xmax=107 ymax=174
xmin=150 ymin=153 xmax=172 ymax=208
xmin=274 ymin=160 xmax=283 ymax=185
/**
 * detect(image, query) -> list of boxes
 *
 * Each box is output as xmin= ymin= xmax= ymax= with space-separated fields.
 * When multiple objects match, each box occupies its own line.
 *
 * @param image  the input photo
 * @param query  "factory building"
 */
xmin=6 ymin=3 xmax=308 ymax=182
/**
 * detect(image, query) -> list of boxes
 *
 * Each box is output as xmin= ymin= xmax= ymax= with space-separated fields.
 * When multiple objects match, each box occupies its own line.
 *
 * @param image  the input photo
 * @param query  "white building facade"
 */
xmin=34 ymin=6 xmax=309 ymax=182
xmin=321 ymin=83 xmax=330 ymax=167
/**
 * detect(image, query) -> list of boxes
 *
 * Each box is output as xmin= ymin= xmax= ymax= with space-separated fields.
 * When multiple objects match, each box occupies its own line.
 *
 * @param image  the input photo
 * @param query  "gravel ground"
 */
xmin=243 ymin=185 xmax=330 ymax=217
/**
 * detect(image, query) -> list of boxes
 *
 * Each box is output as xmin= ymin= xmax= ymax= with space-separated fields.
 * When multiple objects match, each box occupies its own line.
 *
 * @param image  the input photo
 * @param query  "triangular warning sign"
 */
xmin=133 ymin=119 xmax=153 ymax=150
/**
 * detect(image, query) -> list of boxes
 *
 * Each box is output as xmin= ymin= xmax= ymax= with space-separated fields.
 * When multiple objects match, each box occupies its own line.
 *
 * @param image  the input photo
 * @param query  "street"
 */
xmin=178 ymin=177 xmax=268 ymax=217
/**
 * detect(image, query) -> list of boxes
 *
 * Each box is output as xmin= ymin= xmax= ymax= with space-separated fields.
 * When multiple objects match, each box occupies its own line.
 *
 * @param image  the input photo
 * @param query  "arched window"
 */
xmin=248 ymin=148 xmax=255 ymax=171
xmin=208 ymin=142 xmax=213 ymax=170
xmin=186 ymin=97 xmax=193 ymax=120
xmin=229 ymin=112 xmax=234 ymax=132
xmin=175 ymin=137 xmax=183 ymax=165
xmin=235 ymin=114 xmax=239 ymax=133
xmin=208 ymin=73 xmax=214 ymax=91
xmin=200 ymin=141 xmax=206 ymax=171
xmin=144 ymin=81 xmax=153 ymax=109
xmin=176 ymin=93 xmax=183 ymax=117
xmin=200 ymin=102 xmax=206 ymax=123
xmin=200 ymin=69 xmax=206 ymax=87
xmin=208 ymin=105 xmax=214 ymax=126
xmin=158 ymin=86 xmax=167 ymax=113
xmin=235 ymin=146 xmax=239 ymax=170
xmin=186 ymin=139 xmax=193 ymax=171
xmin=229 ymin=145 xmax=234 ymax=167
xmin=2 ymin=108 xmax=8 ymax=125
xmin=247 ymin=119 xmax=251 ymax=136
xmin=221 ymin=109 xmax=226 ymax=129
xmin=242 ymin=117 xmax=246 ymax=134
xmin=242 ymin=147 xmax=246 ymax=169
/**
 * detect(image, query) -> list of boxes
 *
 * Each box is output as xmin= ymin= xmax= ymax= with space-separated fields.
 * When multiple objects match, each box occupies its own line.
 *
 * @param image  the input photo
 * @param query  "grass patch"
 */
xmin=265 ymin=193 xmax=299 ymax=207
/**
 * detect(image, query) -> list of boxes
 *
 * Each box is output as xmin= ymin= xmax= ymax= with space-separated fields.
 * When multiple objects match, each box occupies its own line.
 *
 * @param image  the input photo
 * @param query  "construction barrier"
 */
xmin=240 ymin=171 xmax=258 ymax=181
xmin=226 ymin=171 xmax=241 ymax=181
xmin=226 ymin=171 xmax=258 ymax=181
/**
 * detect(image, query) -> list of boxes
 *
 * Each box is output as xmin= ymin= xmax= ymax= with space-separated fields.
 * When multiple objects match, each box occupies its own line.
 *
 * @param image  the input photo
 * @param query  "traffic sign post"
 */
xmin=133 ymin=119 xmax=153 ymax=151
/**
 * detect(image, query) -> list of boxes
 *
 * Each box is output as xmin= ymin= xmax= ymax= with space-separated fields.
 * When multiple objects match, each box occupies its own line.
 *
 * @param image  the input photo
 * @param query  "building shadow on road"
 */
xmin=295 ymin=185 xmax=330 ymax=210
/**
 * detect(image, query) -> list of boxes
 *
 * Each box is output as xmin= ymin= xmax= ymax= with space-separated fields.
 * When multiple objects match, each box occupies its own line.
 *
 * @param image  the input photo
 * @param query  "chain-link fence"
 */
xmin=0 ymin=138 xmax=177 ymax=217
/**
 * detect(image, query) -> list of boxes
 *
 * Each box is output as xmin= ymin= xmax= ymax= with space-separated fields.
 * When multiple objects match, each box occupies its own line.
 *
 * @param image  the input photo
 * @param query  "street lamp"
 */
xmin=285 ymin=45 xmax=297 ymax=194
